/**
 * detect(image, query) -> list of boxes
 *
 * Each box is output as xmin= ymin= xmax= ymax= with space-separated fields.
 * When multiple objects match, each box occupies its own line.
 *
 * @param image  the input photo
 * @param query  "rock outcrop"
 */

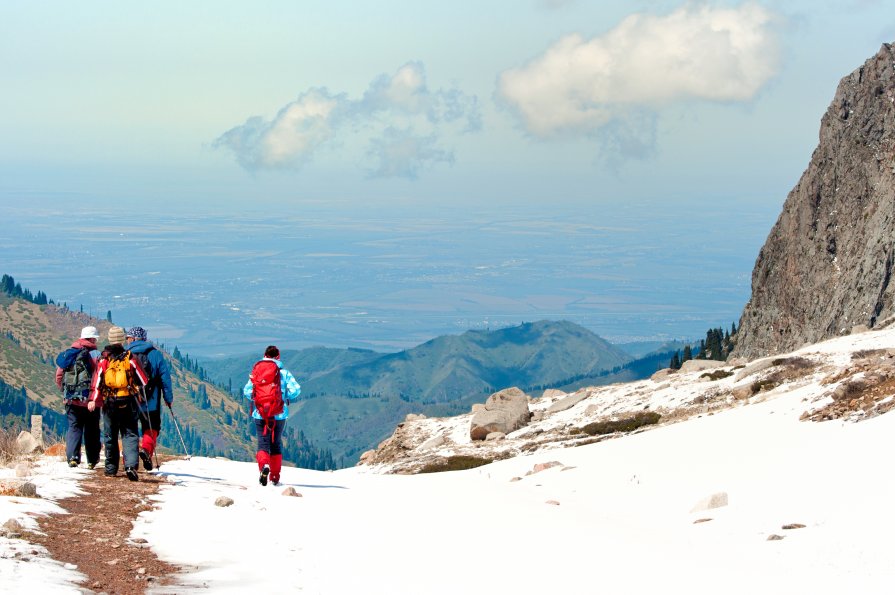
xmin=469 ymin=387 xmax=531 ymax=440
xmin=735 ymin=43 xmax=895 ymax=359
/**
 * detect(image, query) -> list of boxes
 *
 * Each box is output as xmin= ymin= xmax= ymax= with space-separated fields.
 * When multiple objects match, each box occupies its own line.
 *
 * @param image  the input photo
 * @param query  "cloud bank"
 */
xmin=214 ymin=62 xmax=479 ymax=179
xmin=496 ymin=2 xmax=781 ymax=157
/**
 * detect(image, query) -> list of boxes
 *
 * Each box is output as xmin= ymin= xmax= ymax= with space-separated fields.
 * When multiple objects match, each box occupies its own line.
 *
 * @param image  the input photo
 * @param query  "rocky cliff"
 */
xmin=735 ymin=43 xmax=895 ymax=359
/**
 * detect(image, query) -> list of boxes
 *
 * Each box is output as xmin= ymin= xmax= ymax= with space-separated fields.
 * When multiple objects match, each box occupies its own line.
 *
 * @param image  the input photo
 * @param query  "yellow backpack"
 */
xmin=104 ymin=353 xmax=134 ymax=398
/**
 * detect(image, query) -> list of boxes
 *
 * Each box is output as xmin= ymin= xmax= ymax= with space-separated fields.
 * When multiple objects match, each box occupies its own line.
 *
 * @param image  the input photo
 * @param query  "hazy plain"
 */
xmin=2 ymin=196 xmax=774 ymax=357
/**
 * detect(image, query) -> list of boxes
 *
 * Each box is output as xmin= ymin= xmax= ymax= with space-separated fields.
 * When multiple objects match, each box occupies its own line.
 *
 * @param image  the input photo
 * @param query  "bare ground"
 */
xmin=31 ymin=458 xmax=182 ymax=594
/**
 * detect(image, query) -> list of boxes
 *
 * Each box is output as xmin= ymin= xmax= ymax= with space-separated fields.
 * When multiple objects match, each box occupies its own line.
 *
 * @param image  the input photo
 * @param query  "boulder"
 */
xmin=541 ymin=389 xmax=566 ymax=399
xmin=214 ymin=496 xmax=234 ymax=508
xmin=282 ymin=487 xmax=302 ymax=497
xmin=679 ymin=360 xmax=726 ymax=373
xmin=485 ymin=432 xmax=506 ymax=441
xmin=731 ymin=384 xmax=755 ymax=400
xmin=15 ymin=431 xmax=41 ymax=454
xmin=651 ymin=368 xmax=675 ymax=381
xmin=734 ymin=358 xmax=776 ymax=382
xmin=15 ymin=482 xmax=38 ymax=498
xmin=470 ymin=388 xmax=531 ymax=441
xmin=546 ymin=391 xmax=589 ymax=414
xmin=357 ymin=450 xmax=375 ymax=464
xmin=15 ymin=463 xmax=31 ymax=478
xmin=404 ymin=413 xmax=426 ymax=422
xmin=2 ymin=518 xmax=24 ymax=536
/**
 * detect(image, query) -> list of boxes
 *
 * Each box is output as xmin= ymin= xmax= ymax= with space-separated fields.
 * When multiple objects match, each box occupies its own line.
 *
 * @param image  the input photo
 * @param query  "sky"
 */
xmin=4 ymin=326 xmax=895 ymax=593
xmin=1 ymin=0 xmax=893 ymax=209
xmin=0 ymin=1 xmax=893 ymax=352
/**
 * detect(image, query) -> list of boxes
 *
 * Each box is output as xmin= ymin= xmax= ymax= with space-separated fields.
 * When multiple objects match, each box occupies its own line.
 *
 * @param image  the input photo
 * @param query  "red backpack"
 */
xmin=250 ymin=360 xmax=284 ymax=428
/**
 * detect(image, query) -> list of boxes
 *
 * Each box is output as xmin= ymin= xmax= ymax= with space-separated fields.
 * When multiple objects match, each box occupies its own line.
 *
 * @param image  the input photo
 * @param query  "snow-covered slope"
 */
xmin=4 ymin=327 xmax=895 ymax=594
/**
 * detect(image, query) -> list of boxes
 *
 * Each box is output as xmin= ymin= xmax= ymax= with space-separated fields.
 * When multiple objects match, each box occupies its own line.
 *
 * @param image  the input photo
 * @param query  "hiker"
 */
xmin=243 ymin=345 xmax=301 ymax=486
xmin=87 ymin=326 xmax=149 ymax=481
xmin=125 ymin=326 xmax=173 ymax=471
xmin=54 ymin=325 xmax=102 ymax=469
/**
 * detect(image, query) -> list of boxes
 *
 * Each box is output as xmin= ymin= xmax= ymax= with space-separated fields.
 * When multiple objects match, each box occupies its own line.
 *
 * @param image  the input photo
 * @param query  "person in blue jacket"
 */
xmin=125 ymin=326 xmax=173 ymax=471
xmin=244 ymin=345 xmax=301 ymax=486
xmin=54 ymin=326 xmax=101 ymax=468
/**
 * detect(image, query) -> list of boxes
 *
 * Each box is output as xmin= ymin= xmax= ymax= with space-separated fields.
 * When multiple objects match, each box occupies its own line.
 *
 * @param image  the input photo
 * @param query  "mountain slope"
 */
xmin=202 ymin=320 xmax=633 ymax=465
xmin=735 ymin=43 xmax=895 ymax=358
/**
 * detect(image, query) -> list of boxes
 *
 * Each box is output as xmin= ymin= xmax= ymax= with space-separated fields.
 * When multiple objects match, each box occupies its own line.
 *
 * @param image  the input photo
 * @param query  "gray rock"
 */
xmin=485 ymin=432 xmax=506 ymax=441
xmin=734 ymin=358 xmax=776 ymax=382
xmin=651 ymin=368 xmax=675 ymax=381
xmin=214 ymin=496 xmax=234 ymax=507
xmin=15 ymin=463 xmax=31 ymax=478
xmin=690 ymin=492 xmax=729 ymax=513
xmin=404 ymin=413 xmax=426 ymax=422
xmin=15 ymin=431 xmax=40 ymax=454
xmin=3 ymin=518 xmax=24 ymax=535
xmin=731 ymin=384 xmax=755 ymax=400
xmin=679 ymin=360 xmax=726 ymax=373
xmin=546 ymin=391 xmax=589 ymax=414
xmin=735 ymin=43 xmax=895 ymax=359
xmin=282 ymin=487 xmax=302 ymax=497
xmin=541 ymin=389 xmax=566 ymax=399
xmin=470 ymin=387 xmax=531 ymax=441
xmin=15 ymin=482 xmax=38 ymax=498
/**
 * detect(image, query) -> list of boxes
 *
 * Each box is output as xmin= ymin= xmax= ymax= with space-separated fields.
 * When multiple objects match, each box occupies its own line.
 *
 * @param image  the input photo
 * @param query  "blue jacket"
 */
xmin=243 ymin=358 xmax=301 ymax=420
xmin=127 ymin=340 xmax=173 ymax=412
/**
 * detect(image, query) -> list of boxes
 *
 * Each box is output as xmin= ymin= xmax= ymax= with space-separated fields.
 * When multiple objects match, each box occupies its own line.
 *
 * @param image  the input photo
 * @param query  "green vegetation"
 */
xmin=418 ymin=455 xmax=493 ymax=473
xmin=1 ymin=274 xmax=52 ymax=306
xmin=580 ymin=411 xmax=662 ymax=436
xmin=669 ymin=322 xmax=738 ymax=369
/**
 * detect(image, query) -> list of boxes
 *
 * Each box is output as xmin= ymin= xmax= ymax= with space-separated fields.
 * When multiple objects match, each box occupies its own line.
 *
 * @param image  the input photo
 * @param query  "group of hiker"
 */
xmin=55 ymin=325 xmax=301 ymax=486
xmin=55 ymin=325 xmax=173 ymax=481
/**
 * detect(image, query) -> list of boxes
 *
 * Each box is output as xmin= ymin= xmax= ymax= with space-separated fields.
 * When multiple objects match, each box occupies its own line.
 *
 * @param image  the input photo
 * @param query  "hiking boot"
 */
xmin=125 ymin=467 xmax=139 ymax=482
xmin=270 ymin=475 xmax=280 ymax=487
xmin=259 ymin=465 xmax=270 ymax=486
xmin=104 ymin=470 xmax=117 ymax=477
xmin=87 ymin=462 xmax=98 ymax=470
xmin=139 ymin=448 xmax=153 ymax=471
xmin=68 ymin=459 xmax=79 ymax=468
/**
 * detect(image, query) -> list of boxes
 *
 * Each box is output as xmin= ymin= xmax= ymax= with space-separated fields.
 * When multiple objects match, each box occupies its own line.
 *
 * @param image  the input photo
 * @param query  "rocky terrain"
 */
xmin=361 ymin=323 xmax=895 ymax=474
xmin=735 ymin=43 xmax=895 ymax=359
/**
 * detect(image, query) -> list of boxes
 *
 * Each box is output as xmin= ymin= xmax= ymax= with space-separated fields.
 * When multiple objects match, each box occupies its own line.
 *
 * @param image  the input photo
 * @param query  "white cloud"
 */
xmin=214 ymin=89 xmax=344 ymax=170
xmin=366 ymin=127 xmax=455 ymax=180
xmin=497 ymin=2 xmax=781 ymax=145
xmin=214 ymin=63 xmax=479 ymax=176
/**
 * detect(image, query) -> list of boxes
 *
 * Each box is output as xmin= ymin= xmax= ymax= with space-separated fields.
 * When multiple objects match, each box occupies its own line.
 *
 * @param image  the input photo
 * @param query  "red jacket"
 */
xmin=89 ymin=345 xmax=149 ymax=409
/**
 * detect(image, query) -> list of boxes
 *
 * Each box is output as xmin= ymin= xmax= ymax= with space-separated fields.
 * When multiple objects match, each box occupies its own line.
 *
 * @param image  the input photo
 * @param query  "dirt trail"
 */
xmin=32 ymin=460 xmax=181 ymax=594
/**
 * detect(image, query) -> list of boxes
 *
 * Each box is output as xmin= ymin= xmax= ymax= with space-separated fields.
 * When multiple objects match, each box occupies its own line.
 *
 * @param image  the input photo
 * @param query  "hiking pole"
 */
xmin=167 ymin=404 xmax=192 ymax=460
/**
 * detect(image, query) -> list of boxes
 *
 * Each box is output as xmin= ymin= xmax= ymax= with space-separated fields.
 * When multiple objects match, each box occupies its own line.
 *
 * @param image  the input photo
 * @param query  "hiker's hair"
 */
xmin=264 ymin=345 xmax=279 ymax=359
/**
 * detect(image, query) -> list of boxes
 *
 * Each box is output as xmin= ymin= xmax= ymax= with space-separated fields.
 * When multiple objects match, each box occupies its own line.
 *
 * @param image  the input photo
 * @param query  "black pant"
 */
xmin=65 ymin=403 xmax=101 ymax=465
xmin=255 ymin=418 xmax=285 ymax=455
xmin=103 ymin=398 xmax=140 ymax=474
